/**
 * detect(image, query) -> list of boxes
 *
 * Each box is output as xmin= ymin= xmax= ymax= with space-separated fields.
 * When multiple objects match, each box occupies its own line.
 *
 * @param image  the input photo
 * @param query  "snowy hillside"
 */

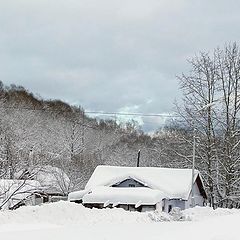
xmin=0 ymin=202 xmax=239 ymax=240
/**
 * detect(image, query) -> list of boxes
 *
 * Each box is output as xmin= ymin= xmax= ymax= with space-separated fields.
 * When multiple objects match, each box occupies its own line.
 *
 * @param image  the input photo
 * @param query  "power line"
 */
xmin=85 ymin=111 xmax=180 ymax=118
xmin=0 ymin=105 xmax=180 ymax=118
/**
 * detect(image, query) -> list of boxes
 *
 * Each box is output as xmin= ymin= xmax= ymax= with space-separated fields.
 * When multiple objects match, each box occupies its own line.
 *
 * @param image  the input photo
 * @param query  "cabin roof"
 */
xmin=85 ymin=165 xmax=204 ymax=200
xmin=16 ymin=165 xmax=70 ymax=195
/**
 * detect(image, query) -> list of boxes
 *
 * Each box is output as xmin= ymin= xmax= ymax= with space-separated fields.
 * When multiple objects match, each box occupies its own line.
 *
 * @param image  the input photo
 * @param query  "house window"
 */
xmin=168 ymin=205 xmax=172 ymax=213
xmin=129 ymin=184 xmax=135 ymax=187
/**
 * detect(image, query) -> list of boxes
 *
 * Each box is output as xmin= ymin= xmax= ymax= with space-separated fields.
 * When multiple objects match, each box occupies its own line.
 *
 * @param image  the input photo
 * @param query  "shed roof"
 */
xmin=85 ymin=165 xmax=202 ymax=200
xmin=16 ymin=165 xmax=71 ymax=195
xmin=33 ymin=166 xmax=70 ymax=195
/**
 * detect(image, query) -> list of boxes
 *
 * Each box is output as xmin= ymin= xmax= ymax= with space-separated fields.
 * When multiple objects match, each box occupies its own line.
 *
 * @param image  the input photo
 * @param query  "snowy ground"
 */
xmin=0 ymin=201 xmax=239 ymax=240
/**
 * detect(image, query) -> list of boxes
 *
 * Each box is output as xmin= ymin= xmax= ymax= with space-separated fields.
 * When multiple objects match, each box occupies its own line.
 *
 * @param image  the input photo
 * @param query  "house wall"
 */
xmin=49 ymin=195 xmax=68 ymax=203
xmin=116 ymin=204 xmax=156 ymax=212
xmin=141 ymin=205 xmax=156 ymax=212
xmin=35 ymin=195 xmax=44 ymax=205
xmin=185 ymin=182 xmax=205 ymax=208
xmin=162 ymin=182 xmax=205 ymax=212
xmin=162 ymin=199 xmax=186 ymax=213
xmin=25 ymin=195 xmax=37 ymax=206
xmin=83 ymin=202 xmax=158 ymax=212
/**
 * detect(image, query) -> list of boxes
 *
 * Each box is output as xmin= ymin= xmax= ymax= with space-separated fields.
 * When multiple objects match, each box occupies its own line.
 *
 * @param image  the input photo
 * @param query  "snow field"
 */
xmin=0 ymin=201 xmax=239 ymax=240
xmin=0 ymin=201 xmax=151 ymax=226
xmin=183 ymin=205 xmax=239 ymax=221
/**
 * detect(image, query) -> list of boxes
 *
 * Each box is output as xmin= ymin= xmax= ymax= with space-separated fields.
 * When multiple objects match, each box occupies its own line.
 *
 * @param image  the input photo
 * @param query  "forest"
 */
xmin=0 ymin=43 xmax=239 ymax=209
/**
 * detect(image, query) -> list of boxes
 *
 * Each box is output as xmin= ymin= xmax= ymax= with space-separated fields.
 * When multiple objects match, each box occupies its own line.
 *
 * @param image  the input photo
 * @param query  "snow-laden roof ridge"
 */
xmin=95 ymin=165 xmax=199 ymax=172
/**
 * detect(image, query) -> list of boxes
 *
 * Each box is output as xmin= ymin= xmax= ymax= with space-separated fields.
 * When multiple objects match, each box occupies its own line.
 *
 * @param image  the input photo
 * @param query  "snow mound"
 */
xmin=148 ymin=211 xmax=171 ymax=222
xmin=0 ymin=201 xmax=151 ymax=226
xmin=0 ymin=201 xmax=238 ymax=227
xmin=149 ymin=207 xmax=189 ymax=222
xmin=148 ymin=206 xmax=239 ymax=222
xmin=183 ymin=206 xmax=239 ymax=221
xmin=0 ymin=203 xmax=240 ymax=240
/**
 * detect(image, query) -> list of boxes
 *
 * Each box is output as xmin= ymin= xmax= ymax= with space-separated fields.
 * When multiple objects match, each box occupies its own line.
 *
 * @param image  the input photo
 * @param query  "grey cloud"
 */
xmin=0 ymin=0 xmax=240 ymax=132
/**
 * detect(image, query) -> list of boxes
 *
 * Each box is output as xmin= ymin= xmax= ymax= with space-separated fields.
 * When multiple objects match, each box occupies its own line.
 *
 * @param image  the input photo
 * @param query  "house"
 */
xmin=0 ymin=179 xmax=42 ymax=210
xmin=17 ymin=165 xmax=71 ymax=203
xmin=68 ymin=165 xmax=207 ymax=212
xmin=0 ymin=166 xmax=71 ymax=210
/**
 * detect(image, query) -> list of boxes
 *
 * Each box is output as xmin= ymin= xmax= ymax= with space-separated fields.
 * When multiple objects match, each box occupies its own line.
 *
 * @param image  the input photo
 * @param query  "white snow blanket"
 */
xmin=0 ymin=202 xmax=239 ymax=240
xmin=85 ymin=165 xmax=200 ymax=199
xmin=82 ymin=186 xmax=164 ymax=206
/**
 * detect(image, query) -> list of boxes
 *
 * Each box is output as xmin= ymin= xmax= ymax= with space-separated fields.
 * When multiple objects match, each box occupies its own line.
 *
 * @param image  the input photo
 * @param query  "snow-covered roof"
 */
xmin=33 ymin=166 xmax=70 ymax=194
xmin=68 ymin=189 xmax=90 ymax=202
xmin=16 ymin=165 xmax=71 ymax=195
xmin=0 ymin=179 xmax=41 ymax=210
xmin=85 ymin=165 xmax=201 ymax=200
xmin=82 ymin=186 xmax=164 ymax=206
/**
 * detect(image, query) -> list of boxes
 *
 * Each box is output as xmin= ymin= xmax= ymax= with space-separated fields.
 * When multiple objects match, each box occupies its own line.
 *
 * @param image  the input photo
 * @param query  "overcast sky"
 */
xmin=0 ymin=0 xmax=240 ymax=132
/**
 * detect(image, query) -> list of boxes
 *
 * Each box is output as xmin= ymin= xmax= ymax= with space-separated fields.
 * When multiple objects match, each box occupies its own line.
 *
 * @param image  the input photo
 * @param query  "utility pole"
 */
xmin=191 ymin=103 xmax=215 ymax=207
xmin=137 ymin=150 xmax=141 ymax=167
xmin=191 ymin=127 xmax=196 ymax=207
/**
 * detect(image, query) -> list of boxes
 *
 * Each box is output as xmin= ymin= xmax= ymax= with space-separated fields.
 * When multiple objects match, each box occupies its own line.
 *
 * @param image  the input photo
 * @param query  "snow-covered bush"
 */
xmin=169 ymin=207 xmax=186 ymax=221
xmin=148 ymin=211 xmax=171 ymax=222
xmin=148 ymin=207 xmax=189 ymax=222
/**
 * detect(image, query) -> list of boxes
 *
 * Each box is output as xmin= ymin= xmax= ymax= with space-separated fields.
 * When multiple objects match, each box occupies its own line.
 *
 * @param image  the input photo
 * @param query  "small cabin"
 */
xmin=0 ymin=179 xmax=42 ymax=210
xmin=68 ymin=165 xmax=207 ymax=212
xmin=17 ymin=165 xmax=70 ymax=203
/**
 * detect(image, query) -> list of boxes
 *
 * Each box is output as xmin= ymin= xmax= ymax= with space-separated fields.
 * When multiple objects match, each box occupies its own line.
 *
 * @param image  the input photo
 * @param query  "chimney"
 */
xmin=137 ymin=150 xmax=141 ymax=167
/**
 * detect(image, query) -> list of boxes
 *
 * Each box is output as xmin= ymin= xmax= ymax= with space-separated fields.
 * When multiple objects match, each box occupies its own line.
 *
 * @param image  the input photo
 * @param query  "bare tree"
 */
xmin=177 ymin=42 xmax=240 ymax=208
xmin=214 ymin=43 xmax=240 ymax=208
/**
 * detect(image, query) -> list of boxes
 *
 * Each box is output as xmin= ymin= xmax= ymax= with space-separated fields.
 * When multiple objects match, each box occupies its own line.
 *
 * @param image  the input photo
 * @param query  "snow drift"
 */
xmin=0 ymin=202 xmax=240 ymax=240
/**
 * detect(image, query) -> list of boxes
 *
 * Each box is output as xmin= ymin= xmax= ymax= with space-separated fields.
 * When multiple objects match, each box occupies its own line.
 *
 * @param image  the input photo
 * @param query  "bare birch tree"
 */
xmin=177 ymin=42 xmax=240 ymax=208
